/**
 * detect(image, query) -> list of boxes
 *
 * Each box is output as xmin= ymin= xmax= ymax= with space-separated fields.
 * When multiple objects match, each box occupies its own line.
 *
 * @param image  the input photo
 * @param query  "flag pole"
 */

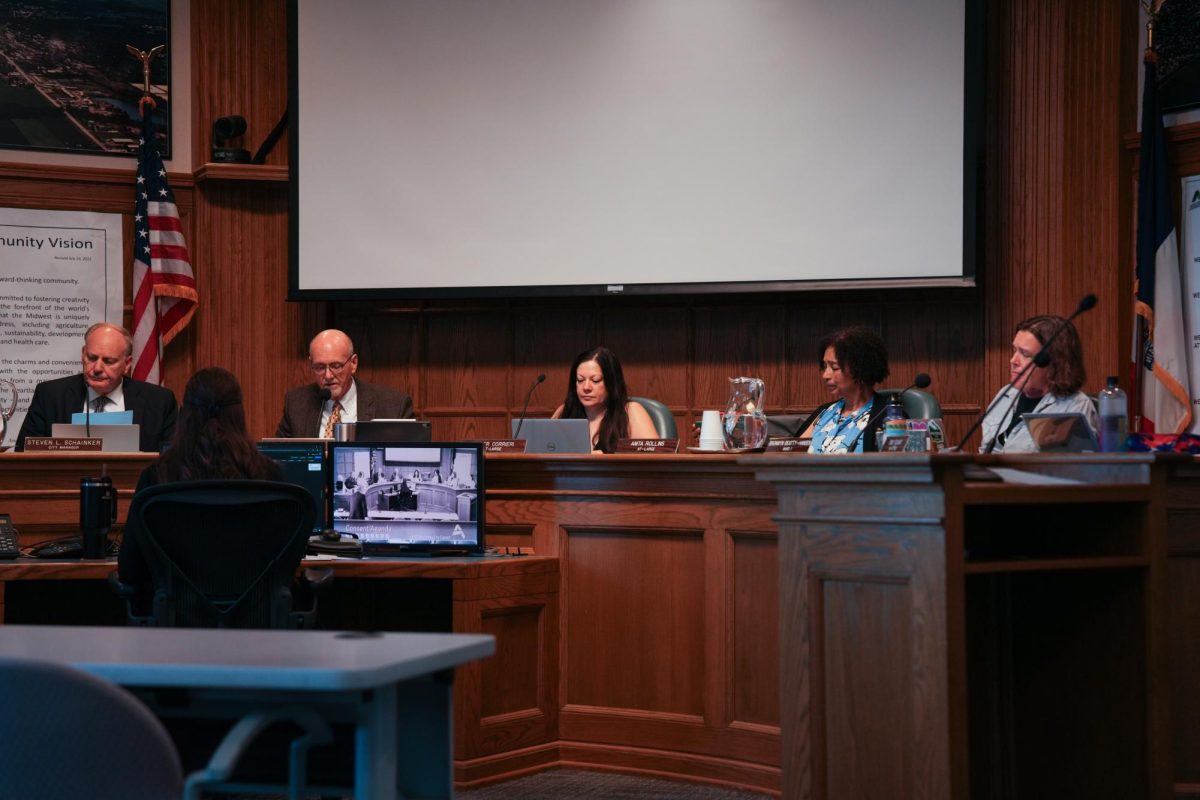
xmin=1132 ymin=0 xmax=1164 ymax=433
xmin=126 ymin=43 xmax=167 ymax=385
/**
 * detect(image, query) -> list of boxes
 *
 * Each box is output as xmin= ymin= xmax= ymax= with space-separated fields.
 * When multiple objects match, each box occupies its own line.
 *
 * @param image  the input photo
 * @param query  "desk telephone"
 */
xmin=0 ymin=514 xmax=19 ymax=559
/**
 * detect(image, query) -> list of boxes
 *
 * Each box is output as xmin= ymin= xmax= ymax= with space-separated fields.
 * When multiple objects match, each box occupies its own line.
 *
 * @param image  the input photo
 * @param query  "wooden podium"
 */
xmin=744 ymin=452 xmax=1173 ymax=800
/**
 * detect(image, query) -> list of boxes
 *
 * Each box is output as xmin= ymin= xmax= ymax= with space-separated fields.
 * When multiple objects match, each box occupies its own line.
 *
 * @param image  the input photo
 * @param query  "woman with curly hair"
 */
xmin=798 ymin=327 xmax=893 ymax=453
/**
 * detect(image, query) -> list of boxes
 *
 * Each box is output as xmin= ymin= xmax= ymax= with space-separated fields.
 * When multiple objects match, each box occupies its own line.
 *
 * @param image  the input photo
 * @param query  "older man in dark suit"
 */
xmin=16 ymin=323 xmax=178 ymax=452
xmin=275 ymin=328 xmax=413 ymax=438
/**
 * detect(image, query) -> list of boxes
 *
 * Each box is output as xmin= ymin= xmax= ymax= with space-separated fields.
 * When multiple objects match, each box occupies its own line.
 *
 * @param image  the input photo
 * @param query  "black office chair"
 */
xmin=111 ymin=480 xmax=330 ymax=629
xmin=0 ymin=656 xmax=332 ymax=800
xmin=876 ymin=386 xmax=942 ymax=419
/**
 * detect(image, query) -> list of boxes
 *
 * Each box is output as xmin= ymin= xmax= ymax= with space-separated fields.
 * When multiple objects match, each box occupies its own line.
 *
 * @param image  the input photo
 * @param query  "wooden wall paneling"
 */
xmin=333 ymin=301 xmax=423 ymax=425
xmin=983 ymin=0 xmax=1067 ymax=409
xmin=601 ymin=303 xmax=692 ymax=433
xmin=1168 ymin=470 xmax=1200 ymax=795
xmin=192 ymin=181 xmax=311 ymax=438
xmin=1059 ymin=0 xmax=1125 ymax=384
xmin=422 ymin=306 xmax=512 ymax=440
xmin=562 ymin=526 xmax=707 ymax=716
xmin=190 ymin=0 xmax=289 ymax=168
xmin=726 ymin=527 xmax=780 ymax=730
xmin=691 ymin=302 xmax=786 ymax=418
xmin=511 ymin=302 xmax=603 ymax=417
xmin=468 ymin=585 xmax=560 ymax=758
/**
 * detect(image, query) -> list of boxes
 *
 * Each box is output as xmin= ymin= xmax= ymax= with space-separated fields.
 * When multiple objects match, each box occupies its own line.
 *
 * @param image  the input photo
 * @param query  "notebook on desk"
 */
xmin=51 ymin=423 xmax=141 ymax=452
xmin=1021 ymin=412 xmax=1098 ymax=453
xmin=511 ymin=418 xmax=592 ymax=454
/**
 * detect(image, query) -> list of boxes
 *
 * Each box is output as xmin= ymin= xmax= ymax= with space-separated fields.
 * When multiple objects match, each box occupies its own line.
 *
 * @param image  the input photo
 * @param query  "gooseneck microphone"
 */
xmin=512 ymin=374 xmax=546 ymax=440
xmin=318 ymin=388 xmax=332 ymax=403
xmin=955 ymin=294 xmax=1097 ymax=453
xmin=843 ymin=373 xmax=933 ymax=451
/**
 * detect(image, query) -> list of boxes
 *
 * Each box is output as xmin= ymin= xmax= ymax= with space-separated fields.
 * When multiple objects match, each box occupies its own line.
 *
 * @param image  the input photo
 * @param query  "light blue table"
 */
xmin=0 ymin=625 xmax=495 ymax=799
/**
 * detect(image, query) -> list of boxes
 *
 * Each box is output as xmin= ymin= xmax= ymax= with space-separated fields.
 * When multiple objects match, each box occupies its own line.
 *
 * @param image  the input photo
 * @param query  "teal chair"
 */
xmin=631 ymin=397 xmax=677 ymax=438
xmin=877 ymin=387 xmax=942 ymax=419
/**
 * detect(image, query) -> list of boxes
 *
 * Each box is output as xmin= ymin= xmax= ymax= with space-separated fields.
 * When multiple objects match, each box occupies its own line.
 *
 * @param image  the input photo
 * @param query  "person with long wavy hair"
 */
xmin=978 ymin=314 xmax=1097 ymax=453
xmin=118 ymin=367 xmax=280 ymax=589
xmin=551 ymin=346 xmax=658 ymax=453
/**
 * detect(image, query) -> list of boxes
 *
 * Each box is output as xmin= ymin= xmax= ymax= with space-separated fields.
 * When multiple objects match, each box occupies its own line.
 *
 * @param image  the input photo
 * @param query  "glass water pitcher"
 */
xmin=723 ymin=377 xmax=767 ymax=450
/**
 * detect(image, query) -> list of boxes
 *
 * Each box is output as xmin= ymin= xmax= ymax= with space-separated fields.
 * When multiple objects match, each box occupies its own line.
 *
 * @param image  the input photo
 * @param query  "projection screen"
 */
xmin=290 ymin=0 xmax=981 ymax=299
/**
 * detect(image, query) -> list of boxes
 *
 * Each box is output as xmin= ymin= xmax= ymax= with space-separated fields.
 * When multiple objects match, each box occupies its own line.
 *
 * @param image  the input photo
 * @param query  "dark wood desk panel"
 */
xmin=0 ymin=452 xmax=782 ymax=795
xmin=482 ymin=454 xmax=782 ymax=792
xmin=746 ymin=453 xmax=1175 ymax=800
xmin=1165 ymin=462 xmax=1200 ymax=796
xmin=0 ymin=553 xmax=560 ymax=788
xmin=0 ymin=452 xmax=154 ymax=541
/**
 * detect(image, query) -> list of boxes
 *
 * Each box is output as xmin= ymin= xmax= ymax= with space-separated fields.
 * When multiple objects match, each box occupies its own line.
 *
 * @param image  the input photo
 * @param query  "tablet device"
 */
xmin=511 ymin=418 xmax=592 ymax=454
xmin=1021 ymin=412 xmax=1098 ymax=453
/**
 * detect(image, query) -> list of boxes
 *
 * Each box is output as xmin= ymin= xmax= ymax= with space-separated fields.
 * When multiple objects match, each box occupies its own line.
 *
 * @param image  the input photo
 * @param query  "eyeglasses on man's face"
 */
xmin=309 ymin=358 xmax=353 ymax=374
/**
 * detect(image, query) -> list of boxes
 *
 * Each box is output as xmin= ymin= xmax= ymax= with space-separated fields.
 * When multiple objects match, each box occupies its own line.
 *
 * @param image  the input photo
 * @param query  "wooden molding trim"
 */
xmin=0 ymin=161 xmax=194 ymax=188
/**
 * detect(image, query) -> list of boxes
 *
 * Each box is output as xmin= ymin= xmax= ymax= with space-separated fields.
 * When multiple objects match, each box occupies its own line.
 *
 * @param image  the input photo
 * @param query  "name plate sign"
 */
xmin=764 ymin=438 xmax=808 ymax=453
xmin=615 ymin=438 xmax=679 ymax=453
xmin=481 ymin=440 xmax=526 ymax=453
xmin=23 ymin=437 xmax=103 ymax=452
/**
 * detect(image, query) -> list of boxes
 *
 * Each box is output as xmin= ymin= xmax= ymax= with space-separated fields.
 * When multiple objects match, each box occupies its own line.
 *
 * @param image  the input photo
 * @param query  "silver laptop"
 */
xmin=511 ymin=418 xmax=592 ymax=454
xmin=51 ymin=423 xmax=141 ymax=452
xmin=1021 ymin=413 xmax=1099 ymax=453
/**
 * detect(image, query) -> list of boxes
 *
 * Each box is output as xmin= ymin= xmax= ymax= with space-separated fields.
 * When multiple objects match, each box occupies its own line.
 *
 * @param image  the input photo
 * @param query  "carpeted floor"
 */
xmin=458 ymin=769 xmax=773 ymax=799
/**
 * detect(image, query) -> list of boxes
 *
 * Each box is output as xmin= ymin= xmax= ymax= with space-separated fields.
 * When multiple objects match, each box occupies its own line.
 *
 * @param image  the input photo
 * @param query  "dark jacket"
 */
xmin=275 ymin=379 xmax=414 ymax=438
xmin=17 ymin=373 xmax=178 ymax=452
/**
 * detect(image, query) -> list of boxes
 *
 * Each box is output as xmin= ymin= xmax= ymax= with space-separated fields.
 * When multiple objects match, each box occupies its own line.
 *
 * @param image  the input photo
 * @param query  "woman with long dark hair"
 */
xmin=551 ymin=346 xmax=658 ymax=453
xmin=118 ymin=367 xmax=280 ymax=587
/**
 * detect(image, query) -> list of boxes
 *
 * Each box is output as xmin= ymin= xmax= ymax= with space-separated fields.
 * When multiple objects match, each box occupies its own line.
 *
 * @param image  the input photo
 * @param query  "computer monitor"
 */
xmin=256 ymin=439 xmax=329 ymax=533
xmin=328 ymin=441 xmax=484 ymax=554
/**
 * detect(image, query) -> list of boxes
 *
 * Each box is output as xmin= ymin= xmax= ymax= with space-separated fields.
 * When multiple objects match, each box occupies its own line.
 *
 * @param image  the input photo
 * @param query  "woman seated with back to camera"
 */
xmin=551 ymin=346 xmax=658 ymax=453
xmin=979 ymin=314 xmax=1097 ymax=454
xmin=118 ymin=367 xmax=282 ymax=593
xmin=798 ymin=327 xmax=894 ymax=454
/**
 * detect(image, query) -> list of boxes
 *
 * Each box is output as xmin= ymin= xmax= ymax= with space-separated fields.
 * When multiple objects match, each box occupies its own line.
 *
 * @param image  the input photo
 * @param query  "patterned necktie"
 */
xmin=91 ymin=396 xmax=110 ymax=413
xmin=323 ymin=401 xmax=343 ymax=438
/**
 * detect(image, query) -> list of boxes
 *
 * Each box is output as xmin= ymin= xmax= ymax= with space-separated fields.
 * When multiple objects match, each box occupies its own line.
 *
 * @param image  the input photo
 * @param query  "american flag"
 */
xmin=130 ymin=106 xmax=197 ymax=383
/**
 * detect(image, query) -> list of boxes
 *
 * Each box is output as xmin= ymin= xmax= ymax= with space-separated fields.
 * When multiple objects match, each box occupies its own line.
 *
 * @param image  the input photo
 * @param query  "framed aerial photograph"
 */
xmin=1157 ymin=0 xmax=1200 ymax=113
xmin=0 ymin=0 xmax=171 ymax=157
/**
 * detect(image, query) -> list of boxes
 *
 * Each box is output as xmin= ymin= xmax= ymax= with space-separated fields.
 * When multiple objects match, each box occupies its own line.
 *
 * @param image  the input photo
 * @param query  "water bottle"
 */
xmin=1097 ymin=376 xmax=1127 ymax=453
xmin=876 ymin=393 xmax=906 ymax=448
xmin=884 ymin=393 xmax=904 ymax=423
